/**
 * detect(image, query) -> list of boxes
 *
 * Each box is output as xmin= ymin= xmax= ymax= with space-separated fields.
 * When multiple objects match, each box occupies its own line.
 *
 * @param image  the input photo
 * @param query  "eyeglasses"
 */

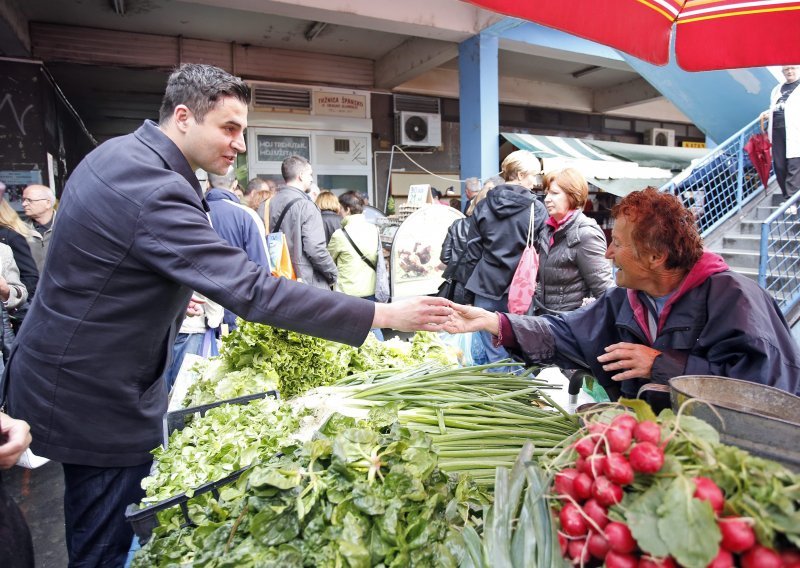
xmin=22 ymin=198 xmax=49 ymax=205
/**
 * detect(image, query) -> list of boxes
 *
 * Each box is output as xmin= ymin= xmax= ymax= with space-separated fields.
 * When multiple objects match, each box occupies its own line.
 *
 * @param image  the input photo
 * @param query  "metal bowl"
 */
xmin=669 ymin=375 xmax=800 ymax=471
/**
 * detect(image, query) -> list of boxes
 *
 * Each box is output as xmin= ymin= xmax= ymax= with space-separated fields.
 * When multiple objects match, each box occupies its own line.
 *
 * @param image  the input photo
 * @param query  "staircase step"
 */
xmin=722 ymin=233 xmax=800 ymax=252
xmin=729 ymin=266 xmax=797 ymax=288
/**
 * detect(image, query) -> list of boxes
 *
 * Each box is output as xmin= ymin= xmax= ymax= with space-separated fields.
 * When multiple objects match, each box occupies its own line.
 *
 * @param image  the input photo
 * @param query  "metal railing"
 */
xmin=660 ymin=118 xmax=770 ymax=238
xmin=759 ymin=193 xmax=800 ymax=314
xmin=660 ymin=117 xmax=800 ymax=316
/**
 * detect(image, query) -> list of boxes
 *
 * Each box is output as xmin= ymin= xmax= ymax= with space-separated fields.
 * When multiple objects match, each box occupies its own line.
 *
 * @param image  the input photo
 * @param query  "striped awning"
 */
xmin=501 ymin=133 xmax=622 ymax=162
xmin=502 ymin=133 xmax=679 ymax=197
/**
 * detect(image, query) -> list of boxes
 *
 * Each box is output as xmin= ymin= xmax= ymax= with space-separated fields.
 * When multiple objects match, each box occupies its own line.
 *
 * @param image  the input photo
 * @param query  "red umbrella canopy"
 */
xmin=463 ymin=0 xmax=800 ymax=71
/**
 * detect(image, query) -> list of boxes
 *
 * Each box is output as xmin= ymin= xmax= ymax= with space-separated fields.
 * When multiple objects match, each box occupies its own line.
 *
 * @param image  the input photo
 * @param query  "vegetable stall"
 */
xmin=127 ymin=322 xmax=800 ymax=567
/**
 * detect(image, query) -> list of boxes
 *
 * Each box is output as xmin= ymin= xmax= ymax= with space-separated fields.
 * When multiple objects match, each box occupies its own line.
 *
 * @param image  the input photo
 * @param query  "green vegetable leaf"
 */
xmin=619 ymin=397 xmax=658 ymax=422
xmin=627 ymin=482 xmax=670 ymax=558
xmin=657 ymin=477 xmax=721 ymax=568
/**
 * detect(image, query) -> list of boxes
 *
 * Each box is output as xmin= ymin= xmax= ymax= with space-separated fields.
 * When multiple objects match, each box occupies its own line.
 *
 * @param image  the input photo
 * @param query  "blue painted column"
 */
xmin=459 ymin=33 xmax=499 ymax=210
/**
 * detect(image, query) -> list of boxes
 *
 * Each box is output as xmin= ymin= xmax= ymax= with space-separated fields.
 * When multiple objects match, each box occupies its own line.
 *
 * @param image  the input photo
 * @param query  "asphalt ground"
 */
xmin=3 ymin=461 xmax=68 ymax=567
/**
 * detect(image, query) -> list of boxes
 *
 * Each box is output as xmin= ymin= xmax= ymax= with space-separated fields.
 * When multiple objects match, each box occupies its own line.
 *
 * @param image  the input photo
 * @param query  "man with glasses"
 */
xmin=21 ymin=184 xmax=56 ymax=273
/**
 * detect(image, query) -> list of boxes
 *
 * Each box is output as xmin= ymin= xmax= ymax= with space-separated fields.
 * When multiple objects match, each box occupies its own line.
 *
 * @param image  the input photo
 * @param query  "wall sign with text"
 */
xmin=256 ymin=135 xmax=310 ymax=162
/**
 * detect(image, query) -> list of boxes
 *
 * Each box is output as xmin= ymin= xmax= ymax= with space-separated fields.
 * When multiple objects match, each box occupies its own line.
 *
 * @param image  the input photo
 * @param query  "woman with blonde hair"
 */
xmin=0 ymin=193 xmax=39 ymax=316
xmin=534 ymin=168 xmax=613 ymax=314
xmin=461 ymin=150 xmax=547 ymax=369
xmin=316 ymin=190 xmax=342 ymax=244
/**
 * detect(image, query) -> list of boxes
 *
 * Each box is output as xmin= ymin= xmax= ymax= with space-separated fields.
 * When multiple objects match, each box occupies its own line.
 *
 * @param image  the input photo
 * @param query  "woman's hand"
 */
xmin=443 ymin=303 xmax=499 ymax=335
xmin=0 ymin=413 xmax=32 ymax=469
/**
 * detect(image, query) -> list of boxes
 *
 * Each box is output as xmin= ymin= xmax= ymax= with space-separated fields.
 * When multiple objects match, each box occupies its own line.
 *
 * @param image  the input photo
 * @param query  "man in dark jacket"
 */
xmin=447 ymin=188 xmax=800 ymax=404
xmin=0 ymin=63 xmax=451 ymax=567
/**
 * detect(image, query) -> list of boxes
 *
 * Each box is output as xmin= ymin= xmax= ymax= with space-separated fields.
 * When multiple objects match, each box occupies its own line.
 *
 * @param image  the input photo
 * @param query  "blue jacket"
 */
xmin=507 ymin=252 xmax=800 ymax=402
xmin=206 ymin=187 xmax=269 ymax=329
xmin=3 ymin=120 xmax=374 ymax=467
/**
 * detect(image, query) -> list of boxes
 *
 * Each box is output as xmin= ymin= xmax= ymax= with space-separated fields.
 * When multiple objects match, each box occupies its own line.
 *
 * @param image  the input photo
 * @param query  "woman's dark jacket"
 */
xmin=463 ymin=184 xmax=546 ymax=300
xmin=0 ymin=228 xmax=38 ymax=299
xmin=321 ymin=210 xmax=342 ymax=245
xmin=439 ymin=217 xmax=474 ymax=305
xmin=534 ymin=211 xmax=614 ymax=313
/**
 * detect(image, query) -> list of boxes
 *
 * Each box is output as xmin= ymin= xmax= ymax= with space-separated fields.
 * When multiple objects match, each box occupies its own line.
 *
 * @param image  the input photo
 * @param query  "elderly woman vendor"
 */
xmin=445 ymin=188 xmax=800 ymax=405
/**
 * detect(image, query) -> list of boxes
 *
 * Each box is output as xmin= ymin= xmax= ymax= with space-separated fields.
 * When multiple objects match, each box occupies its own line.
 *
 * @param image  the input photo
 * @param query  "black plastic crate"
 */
xmin=162 ymin=390 xmax=279 ymax=447
xmin=125 ymin=466 xmax=249 ymax=544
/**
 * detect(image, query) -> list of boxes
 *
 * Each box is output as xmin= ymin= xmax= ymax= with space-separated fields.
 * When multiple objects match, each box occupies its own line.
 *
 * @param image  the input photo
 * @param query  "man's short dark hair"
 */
xmin=158 ymin=64 xmax=250 ymax=125
xmin=281 ymin=155 xmax=310 ymax=182
xmin=245 ymin=178 xmax=270 ymax=196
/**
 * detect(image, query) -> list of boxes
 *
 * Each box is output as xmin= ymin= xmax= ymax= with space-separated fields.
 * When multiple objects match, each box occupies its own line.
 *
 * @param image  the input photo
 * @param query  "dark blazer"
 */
xmin=463 ymin=184 xmax=546 ymax=300
xmin=4 ymin=121 xmax=374 ymax=467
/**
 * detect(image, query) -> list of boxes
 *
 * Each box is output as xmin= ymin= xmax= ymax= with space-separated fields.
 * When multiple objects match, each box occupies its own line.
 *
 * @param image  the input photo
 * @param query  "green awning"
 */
xmin=583 ymin=139 xmax=708 ymax=170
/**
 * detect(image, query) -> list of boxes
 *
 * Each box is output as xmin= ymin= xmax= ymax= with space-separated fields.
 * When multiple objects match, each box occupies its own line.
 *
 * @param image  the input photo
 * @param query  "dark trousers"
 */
xmin=771 ymin=127 xmax=800 ymax=199
xmin=62 ymin=461 xmax=151 ymax=568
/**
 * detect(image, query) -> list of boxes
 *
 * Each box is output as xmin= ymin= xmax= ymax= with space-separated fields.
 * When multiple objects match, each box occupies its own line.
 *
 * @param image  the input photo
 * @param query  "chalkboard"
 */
xmin=256 ymin=135 xmax=309 ymax=162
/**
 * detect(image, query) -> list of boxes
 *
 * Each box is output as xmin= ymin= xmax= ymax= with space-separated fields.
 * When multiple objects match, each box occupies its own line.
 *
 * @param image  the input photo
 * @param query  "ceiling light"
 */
xmin=304 ymin=21 xmax=328 ymax=42
xmin=572 ymin=65 xmax=601 ymax=79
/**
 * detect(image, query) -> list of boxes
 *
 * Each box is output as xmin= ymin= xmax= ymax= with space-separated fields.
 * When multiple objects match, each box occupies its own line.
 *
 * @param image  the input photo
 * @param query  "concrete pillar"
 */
xmin=459 ymin=33 xmax=499 ymax=210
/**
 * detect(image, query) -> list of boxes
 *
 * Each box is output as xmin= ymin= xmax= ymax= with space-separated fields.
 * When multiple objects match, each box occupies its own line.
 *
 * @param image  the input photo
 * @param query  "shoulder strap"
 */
xmin=273 ymin=198 xmax=304 ymax=233
xmin=342 ymin=227 xmax=376 ymax=271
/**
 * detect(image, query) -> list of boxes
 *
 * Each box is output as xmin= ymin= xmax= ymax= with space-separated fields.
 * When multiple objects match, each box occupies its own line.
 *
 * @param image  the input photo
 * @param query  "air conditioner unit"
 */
xmin=396 ymin=111 xmax=442 ymax=148
xmin=645 ymin=128 xmax=676 ymax=147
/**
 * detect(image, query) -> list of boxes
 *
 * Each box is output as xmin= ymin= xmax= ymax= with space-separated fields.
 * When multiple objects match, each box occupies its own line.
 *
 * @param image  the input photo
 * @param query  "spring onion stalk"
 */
xmin=288 ymin=363 xmax=580 ymax=487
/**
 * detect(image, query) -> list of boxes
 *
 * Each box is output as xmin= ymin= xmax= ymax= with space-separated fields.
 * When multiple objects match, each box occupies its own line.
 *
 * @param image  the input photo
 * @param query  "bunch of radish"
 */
xmin=550 ymin=410 xmax=800 ymax=568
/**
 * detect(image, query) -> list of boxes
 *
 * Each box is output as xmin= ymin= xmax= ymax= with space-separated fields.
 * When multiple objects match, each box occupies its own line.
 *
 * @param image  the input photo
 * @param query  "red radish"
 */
xmin=741 ymin=545 xmax=782 ymax=568
xmin=605 ymin=453 xmax=635 ymax=486
xmin=605 ymin=550 xmax=638 ymax=568
xmin=633 ymin=420 xmax=661 ymax=444
xmin=583 ymin=498 xmax=609 ymax=529
xmin=588 ymin=531 xmax=610 ymax=559
xmin=692 ymin=477 xmax=725 ymax=515
xmin=567 ymin=538 xmax=590 ymax=564
xmin=558 ymin=532 xmax=567 ymax=556
xmin=629 ymin=442 xmax=665 ymax=474
xmin=593 ymin=475 xmax=624 ymax=507
xmin=581 ymin=454 xmax=608 ymax=479
xmin=573 ymin=472 xmax=594 ymax=501
xmin=575 ymin=435 xmax=600 ymax=458
xmin=588 ymin=421 xmax=609 ymax=435
xmin=719 ymin=517 xmax=756 ymax=553
xmin=560 ymin=502 xmax=588 ymax=537
xmin=638 ymin=556 xmax=676 ymax=568
xmin=554 ymin=468 xmax=580 ymax=499
xmin=780 ymin=549 xmax=800 ymax=568
xmin=612 ymin=413 xmax=638 ymax=432
xmin=606 ymin=426 xmax=633 ymax=453
xmin=604 ymin=522 xmax=637 ymax=554
xmin=707 ymin=548 xmax=735 ymax=568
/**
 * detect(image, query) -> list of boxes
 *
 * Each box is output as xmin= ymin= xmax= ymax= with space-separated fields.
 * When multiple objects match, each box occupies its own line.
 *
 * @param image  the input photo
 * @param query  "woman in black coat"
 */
xmin=316 ymin=191 xmax=342 ymax=245
xmin=462 ymin=150 xmax=546 ymax=369
xmin=0 ymin=199 xmax=39 ymax=332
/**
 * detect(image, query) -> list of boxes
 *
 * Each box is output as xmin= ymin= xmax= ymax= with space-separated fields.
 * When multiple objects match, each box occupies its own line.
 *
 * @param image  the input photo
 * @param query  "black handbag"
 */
xmin=436 ymin=278 xmax=457 ymax=300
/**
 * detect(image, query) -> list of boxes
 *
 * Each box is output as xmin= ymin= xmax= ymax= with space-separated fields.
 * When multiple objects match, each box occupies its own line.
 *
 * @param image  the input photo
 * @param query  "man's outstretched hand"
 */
xmin=372 ymin=296 xmax=453 ymax=332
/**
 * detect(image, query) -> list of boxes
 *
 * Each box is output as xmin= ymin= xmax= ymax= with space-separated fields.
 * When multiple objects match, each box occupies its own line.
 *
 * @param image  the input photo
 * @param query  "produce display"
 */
xmin=133 ymin=415 xmax=488 ymax=567
xmin=183 ymin=324 xmax=459 ymax=406
xmin=141 ymin=396 xmax=303 ymax=506
xmin=548 ymin=401 xmax=800 ymax=567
